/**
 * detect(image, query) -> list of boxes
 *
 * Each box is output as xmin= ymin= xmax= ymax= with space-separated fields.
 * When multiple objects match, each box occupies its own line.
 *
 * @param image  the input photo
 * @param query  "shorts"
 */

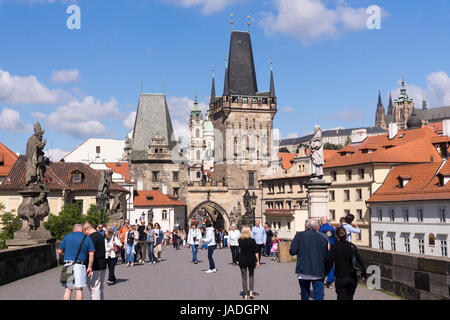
xmin=61 ymin=262 xmax=87 ymax=290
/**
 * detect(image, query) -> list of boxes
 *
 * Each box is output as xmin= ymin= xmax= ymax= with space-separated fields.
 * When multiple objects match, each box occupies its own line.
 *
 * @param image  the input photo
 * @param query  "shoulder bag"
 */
xmin=60 ymin=234 xmax=87 ymax=284
xmin=113 ymin=236 xmax=121 ymax=254
xmin=349 ymin=243 xmax=363 ymax=273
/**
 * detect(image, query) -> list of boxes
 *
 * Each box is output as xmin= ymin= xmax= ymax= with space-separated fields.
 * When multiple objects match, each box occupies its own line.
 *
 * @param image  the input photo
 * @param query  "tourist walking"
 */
xmin=264 ymin=223 xmax=273 ymax=257
xmin=110 ymin=222 xmax=118 ymax=236
xmin=289 ymin=218 xmax=329 ymax=300
xmin=215 ymin=229 xmax=221 ymax=249
xmin=223 ymin=230 xmax=228 ymax=248
xmin=238 ymin=226 xmax=260 ymax=300
xmin=228 ymin=224 xmax=240 ymax=266
xmin=271 ymin=232 xmax=280 ymax=261
xmin=326 ymin=227 xmax=367 ymax=300
xmin=58 ymin=224 xmax=95 ymax=300
xmin=125 ymin=225 xmax=139 ymax=267
xmin=342 ymin=214 xmax=360 ymax=243
xmin=82 ymin=223 xmax=107 ymax=300
xmin=118 ymin=219 xmax=131 ymax=264
xmin=97 ymin=224 xmax=105 ymax=237
xmin=146 ymin=223 xmax=156 ymax=264
xmin=182 ymin=230 xmax=187 ymax=247
xmin=251 ymin=220 xmax=266 ymax=264
xmin=104 ymin=227 xmax=122 ymax=285
xmin=173 ymin=230 xmax=180 ymax=250
xmin=187 ymin=222 xmax=202 ymax=264
xmin=319 ymin=216 xmax=337 ymax=288
xmin=203 ymin=221 xmax=217 ymax=273
xmin=153 ymin=223 xmax=164 ymax=262
xmin=136 ymin=219 xmax=147 ymax=263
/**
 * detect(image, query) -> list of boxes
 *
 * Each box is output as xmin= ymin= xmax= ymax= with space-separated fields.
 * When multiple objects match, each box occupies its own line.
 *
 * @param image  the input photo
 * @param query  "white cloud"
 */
xmin=123 ymin=111 xmax=136 ymax=130
xmin=45 ymin=148 xmax=70 ymax=162
xmin=34 ymin=96 xmax=124 ymax=137
xmin=0 ymin=68 xmax=70 ymax=105
xmin=0 ymin=108 xmax=32 ymax=132
xmin=51 ymin=69 xmax=80 ymax=84
xmin=261 ymin=0 xmax=386 ymax=45
xmin=165 ymin=0 xmax=237 ymax=15
xmin=281 ymin=106 xmax=295 ymax=113
xmin=322 ymin=109 xmax=365 ymax=123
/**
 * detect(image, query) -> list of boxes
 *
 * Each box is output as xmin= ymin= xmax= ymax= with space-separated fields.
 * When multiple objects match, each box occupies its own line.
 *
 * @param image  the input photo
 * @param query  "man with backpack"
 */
xmin=319 ymin=216 xmax=336 ymax=289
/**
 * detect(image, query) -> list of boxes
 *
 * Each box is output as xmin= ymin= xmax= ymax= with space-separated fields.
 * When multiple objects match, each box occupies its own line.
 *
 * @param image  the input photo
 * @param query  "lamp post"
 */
xmin=251 ymin=192 xmax=257 ymax=226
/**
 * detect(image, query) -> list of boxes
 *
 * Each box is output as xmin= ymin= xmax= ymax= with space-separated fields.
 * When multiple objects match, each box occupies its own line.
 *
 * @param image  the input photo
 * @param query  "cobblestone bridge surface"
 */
xmin=0 ymin=245 xmax=399 ymax=300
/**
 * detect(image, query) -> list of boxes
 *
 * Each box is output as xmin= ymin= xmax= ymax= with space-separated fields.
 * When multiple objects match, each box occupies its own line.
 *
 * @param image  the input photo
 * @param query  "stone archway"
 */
xmin=189 ymin=201 xmax=229 ymax=231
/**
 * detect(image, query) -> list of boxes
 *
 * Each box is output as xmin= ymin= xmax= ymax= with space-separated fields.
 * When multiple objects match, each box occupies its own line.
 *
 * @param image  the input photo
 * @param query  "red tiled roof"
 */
xmin=106 ymin=162 xmax=132 ymax=182
xmin=426 ymin=122 xmax=443 ymax=135
xmin=368 ymin=161 xmax=450 ymax=202
xmin=0 ymin=142 xmax=18 ymax=177
xmin=279 ymin=152 xmax=295 ymax=170
xmin=325 ymin=127 xmax=441 ymax=168
xmin=0 ymin=156 xmax=128 ymax=193
xmin=134 ymin=190 xmax=186 ymax=207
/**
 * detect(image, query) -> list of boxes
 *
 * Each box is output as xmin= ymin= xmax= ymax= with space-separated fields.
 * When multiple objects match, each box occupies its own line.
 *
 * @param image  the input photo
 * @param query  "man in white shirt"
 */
xmin=187 ymin=222 xmax=202 ymax=264
xmin=228 ymin=224 xmax=241 ymax=266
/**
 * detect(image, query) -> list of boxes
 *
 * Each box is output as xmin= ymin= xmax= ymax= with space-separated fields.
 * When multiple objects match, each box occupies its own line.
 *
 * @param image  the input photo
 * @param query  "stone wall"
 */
xmin=0 ymin=239 xmax=57 ymax=286
xmin=358 ymin=246 xmax=450 ymax=300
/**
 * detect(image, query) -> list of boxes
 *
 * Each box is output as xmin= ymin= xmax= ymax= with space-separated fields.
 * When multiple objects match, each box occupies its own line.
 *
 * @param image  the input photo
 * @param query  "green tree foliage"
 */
xmin=296 ymin=143 xmax=309 ymax=153
xmin=279 ymin=147 xmax=290 ymax=153
xmin=345 ymin=136 xmax=352 ymax=146
xmin=323 ymin=142 xmax=343 ymax=150
xmin=85 ymin=204 xmax=108 ymax=227
xmin=0 ymin=203 xmax=22 ymax=249
xmin=44 ymin=203 xmax=87 ymax=241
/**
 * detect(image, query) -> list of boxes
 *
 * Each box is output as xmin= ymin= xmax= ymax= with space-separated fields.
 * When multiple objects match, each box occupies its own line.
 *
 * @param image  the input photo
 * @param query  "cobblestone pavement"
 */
xmin=0 ymin=245 xmax=399 ymax=300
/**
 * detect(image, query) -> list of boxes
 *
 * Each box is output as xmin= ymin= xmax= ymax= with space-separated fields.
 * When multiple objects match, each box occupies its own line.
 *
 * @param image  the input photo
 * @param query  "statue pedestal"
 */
xmin=306 ymin=178 xmax=331 ymax=219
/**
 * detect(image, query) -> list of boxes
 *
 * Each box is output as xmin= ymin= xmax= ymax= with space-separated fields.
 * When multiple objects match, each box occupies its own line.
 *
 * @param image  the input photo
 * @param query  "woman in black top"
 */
xmin=238 ymin=226 xmax=260 ymax=300
xmin=326 ymin=227 xmax=367 ymax=300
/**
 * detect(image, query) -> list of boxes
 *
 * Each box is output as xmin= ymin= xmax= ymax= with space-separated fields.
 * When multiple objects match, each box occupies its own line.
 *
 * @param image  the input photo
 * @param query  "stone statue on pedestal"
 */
xmin=13 ymin=122 xmax=52 ymax=242
xmin=309 ymin=125 xmax=324 ymax=180
xmin=96 ymin=170 xmax=113 ymax=223
xmin=108 ymin=193 xmax=125 ymax=224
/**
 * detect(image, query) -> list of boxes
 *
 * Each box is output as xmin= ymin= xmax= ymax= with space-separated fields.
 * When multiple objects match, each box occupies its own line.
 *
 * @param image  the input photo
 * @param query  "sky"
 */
xmin=1 ymin=0 xmax=450 ymax=160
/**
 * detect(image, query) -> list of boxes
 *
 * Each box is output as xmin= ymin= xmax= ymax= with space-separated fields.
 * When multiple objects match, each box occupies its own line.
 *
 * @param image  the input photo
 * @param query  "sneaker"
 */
xmin=194 ymin=261 xmax=198 ymax=264
xmin=205 ymin=269 xmax=216 ymax=273
xmin=153 ymin=261 xmax=156 ymax=264
xmin=326 ymin=283 xmax=333 ymax=289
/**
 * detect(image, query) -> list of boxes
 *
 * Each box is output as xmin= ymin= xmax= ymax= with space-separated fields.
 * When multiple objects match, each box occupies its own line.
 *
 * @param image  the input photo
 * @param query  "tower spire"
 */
xmin=210 ymin=65 xmax=216 ymax=103
xmin=269 ymin=60 xmax=275 ymax=98
xmin=422 ymin=90 xmax=427 ymax=110
xmin=388 ymin=92 xmax=395 ymax=115
xmin=223 ymin=56 xmax=229 ymax=96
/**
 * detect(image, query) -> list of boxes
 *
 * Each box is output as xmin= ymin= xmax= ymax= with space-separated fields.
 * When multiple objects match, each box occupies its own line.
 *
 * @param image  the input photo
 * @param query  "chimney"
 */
xmin=443 ymin=119 xmax=450 ymax=137
xmin=388 ymin=123 xmax=398 ymax=139
xmin=351 ymin=129 xmax=368 ymax=144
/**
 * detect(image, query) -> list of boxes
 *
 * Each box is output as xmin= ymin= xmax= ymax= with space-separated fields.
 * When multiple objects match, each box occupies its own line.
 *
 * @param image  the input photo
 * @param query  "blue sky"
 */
xmin=1 ymin=0 xmax=450 ymax=159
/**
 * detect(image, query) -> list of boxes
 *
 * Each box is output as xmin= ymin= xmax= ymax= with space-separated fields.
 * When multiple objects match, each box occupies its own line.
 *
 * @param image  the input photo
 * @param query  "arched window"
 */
xmin=162 ymin=210 xmax=168 ymax=220
xmin=195 ymin=128 xmax=200 ymax=138
xmin=196 ymin=171 xmax=201 ymax=178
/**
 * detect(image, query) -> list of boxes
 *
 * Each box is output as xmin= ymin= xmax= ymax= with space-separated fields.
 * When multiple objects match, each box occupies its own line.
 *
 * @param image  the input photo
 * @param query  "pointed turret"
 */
xmin=422 ymin=91 xmax=427 ymax=110
xmin=377 ymin=91 xmax=384 ymax=110
xmin=210 ymin=70 xmax=216 ymax=104
xmin=269 ymin=62 xmax=275 ymax=98
xmin=388 ymin=92 xmax=395 ymax=115
xmin=223 ymin=65 xmax=229 ymax=96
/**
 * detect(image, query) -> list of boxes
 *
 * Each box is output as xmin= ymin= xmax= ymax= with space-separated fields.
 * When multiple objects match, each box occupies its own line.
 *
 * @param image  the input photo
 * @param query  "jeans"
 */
xmin=230 ymin=246 xmax=239 ymax=264
xmin=126 ymin=244 xmax=134 ymax=263
xmin=136 ymin=240 xmax=147 ymax=261
xmin=257 ymin=244 xmax=264 ymax=263
xmin=147 ymin=242 xmax=155 ymax=262
xmin=106 ymin=257 xmax=118 ymax=282
xmin=265 ymin=242 xmax=272 ymax=256
xmin=298 ymin=279 xmax=325 ymax=300
xmin=191 ymin=244 xmax=199 ymax=262
xmin=207 ymin=245 xmax=216 ymax=270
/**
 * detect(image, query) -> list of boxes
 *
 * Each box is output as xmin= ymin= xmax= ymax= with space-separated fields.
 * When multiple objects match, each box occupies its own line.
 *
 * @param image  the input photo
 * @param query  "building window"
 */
xmin=162 ymin=210 xmax=168 ymax=220
xmin=439 ymin=207 xmax=446 ymax=223
xmin=404 ymin=236 xmax=410 ymax=253
xmin=278 ymin=221 xmax=281 ymax=229
xmin=329 ymin=210 xmax=336 ymax=221
xmin=378 ymin=234 xmax=383 ymax=250
xmin=377 ymin=208 xmax=382 ymax=221
xmin=344 ymin=190 xmax=350 ymax=201
xmin=248 ymin=172 xmax=255 ymax=187
xmin=417 ymin=208 xmax=423 ymax=222
xmin=429 ymin=233 xmax=435 ymax=246
xmin=298 ymin=182 xmax=303 ymax=192
xmin=288 ymin=182 xmax=293 ymax=193
xmin=331 ymin=171 xmax=337 ymax=181
xmin=345 ymin=170 xmax=352 ymax=180
xmin=173 ymin=171 xmax=179 ymax=182
xmin=196 ymin=171 xmax=201 ymax=179
xmin=173 ymin=188 xmax=179 ymax=198
xmin=152 ymin=171 xmax=159 ymax=182
xmin=389 ymin=208 xmax=395 ymax=222
xmin=356 ymin=189 xmax=362 ymax=200
xmin=358 ymin=168 xmax=365 ymax=180
xmin=440 ymin=240 xmax=448 ymax=257
xmin=287 ymin=221 xmax=291 ymax=230
xmin=418 ymin=238 xmax=425 ymax=254
xmin=329 ymin=190 xmax=335 ymax=201
xmin=390 ymin=236 xmax=396 ymax=251
xmin=403 ymin=208 xmax=409 ymax=222
xmin=357 ymin=209 xmax=363 ymax=221
xmin=96 ymin=146 xmax=101 ymax=154
xmin=72 ymin=173 xmax=82 ymax=183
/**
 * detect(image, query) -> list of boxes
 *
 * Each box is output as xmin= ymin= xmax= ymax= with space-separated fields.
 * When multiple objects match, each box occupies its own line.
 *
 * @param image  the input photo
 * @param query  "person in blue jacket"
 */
xmin=319 ymin=216 xmax=336 ymax=289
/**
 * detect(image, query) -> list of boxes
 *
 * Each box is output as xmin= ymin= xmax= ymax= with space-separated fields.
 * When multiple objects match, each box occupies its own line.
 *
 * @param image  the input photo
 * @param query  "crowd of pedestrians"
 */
xmin=57 ymin=214 xmax=366 ymax=300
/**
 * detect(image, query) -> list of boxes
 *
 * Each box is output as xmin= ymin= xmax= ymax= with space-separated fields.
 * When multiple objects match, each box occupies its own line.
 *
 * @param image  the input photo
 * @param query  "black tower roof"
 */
xmin=225 ymin=31 xmax=258 ymax=96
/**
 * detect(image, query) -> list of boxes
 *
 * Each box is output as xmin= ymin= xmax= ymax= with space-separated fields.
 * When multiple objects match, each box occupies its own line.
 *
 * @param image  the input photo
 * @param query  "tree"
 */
xmin=323 ymin=142 xmax=343 ymax=150
xmin=344 ymin=136 xmax=352 ymax=146
xmin=86 ymin=204 xmax=108 ymax=227
xmin=279 ymin=147 xmax=290 ymax=153
xmin=44 ymin=203 xmax=87 ymax=241
xmin=0 ymin=203 xmax=22 ymax=249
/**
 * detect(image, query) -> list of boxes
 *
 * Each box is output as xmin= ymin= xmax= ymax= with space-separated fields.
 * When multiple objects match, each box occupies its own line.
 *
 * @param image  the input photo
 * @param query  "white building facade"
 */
xmin=63 ymin=138 xmax=125 ymax=164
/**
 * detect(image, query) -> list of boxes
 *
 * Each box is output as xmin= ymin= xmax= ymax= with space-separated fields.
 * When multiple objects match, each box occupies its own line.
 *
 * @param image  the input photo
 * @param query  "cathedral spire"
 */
xmin=422 ymin=91 xmax=428 ymax=110
xmin=223 ymin=57 xmax=229 ymax=96
xmin=269 ymin=60 xmax=275 ymax=98
xmin=210 ymin=66 xmax=216 ymax=104
xmin=388 ymin=92 xmax=395 ymax=115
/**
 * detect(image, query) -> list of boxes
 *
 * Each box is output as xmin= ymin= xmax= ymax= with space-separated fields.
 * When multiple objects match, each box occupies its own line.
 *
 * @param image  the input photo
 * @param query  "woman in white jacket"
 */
xmin=203 ymin=221 xmax=217 ymax=273
xmin=105 ymin=228 xmax=123 ymax=285
xmin=187 ymin=222 xmax=202 ymax=264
